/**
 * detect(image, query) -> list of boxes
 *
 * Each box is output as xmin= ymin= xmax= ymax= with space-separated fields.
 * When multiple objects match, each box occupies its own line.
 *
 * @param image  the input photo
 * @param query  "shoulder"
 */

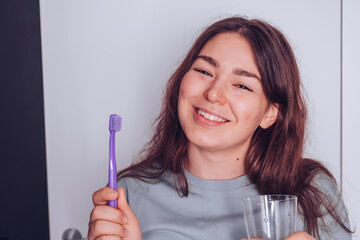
xmin=117 ymin=170 xmax=175 ymax=199
xmin=312 ymin=172 xmax=340 ymax=202
xmin=299 ymin=159 xmax=342 ymax=206
xmin=311 ymin=172 xmax=352 ymax=239
xmin=117 ymin=176 xmax=153 ymax=193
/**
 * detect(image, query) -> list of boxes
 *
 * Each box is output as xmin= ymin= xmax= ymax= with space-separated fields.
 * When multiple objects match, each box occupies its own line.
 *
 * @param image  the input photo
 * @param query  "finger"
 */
xmin=241 ymin=238 xmax=263 ymax=240
xmin=117 ymin=188 xmax=136 ymax=223
xmin=90 ymin=205 xmax=128 ymax=224
xmin=94 ymin=236 xmax=122 ymax=240
xmin=93 ymin=187 xmax=119 ymax=206
xmin=116 ymin=188 xmax=142 ymax=238
xmin=89 ymin=229 xmax=124 ymax=240
xmin=89 ymin=219 xmax=127 ymax=239
xmin=285 ymin=231 xmax=315 ymax=240
xmin=117 ymin=187 xmax=142 ymax=232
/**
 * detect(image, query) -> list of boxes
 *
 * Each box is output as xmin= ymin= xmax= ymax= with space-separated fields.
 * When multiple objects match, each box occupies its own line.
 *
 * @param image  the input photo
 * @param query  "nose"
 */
xmin=204 ymin=80 xmax=227 ymax=104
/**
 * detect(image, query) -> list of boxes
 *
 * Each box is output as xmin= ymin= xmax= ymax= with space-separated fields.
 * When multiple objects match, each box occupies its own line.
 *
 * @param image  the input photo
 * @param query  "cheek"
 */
xmin=232 ymin=98 xmax=267 ymax=124
xmin=178 ymin=81 xmax=188 ymax=111
xmin=236 ymin=105 xmax=254 ymax=123
xmin=178 ymin=76 xmax=192 ymax=119
xmin=178 ymin=73 xmax=202 ymax=102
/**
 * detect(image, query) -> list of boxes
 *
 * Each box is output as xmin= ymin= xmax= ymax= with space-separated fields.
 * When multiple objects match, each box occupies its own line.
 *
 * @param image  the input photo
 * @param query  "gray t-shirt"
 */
xmin=118 ymin=170 xmax=352 ymax=240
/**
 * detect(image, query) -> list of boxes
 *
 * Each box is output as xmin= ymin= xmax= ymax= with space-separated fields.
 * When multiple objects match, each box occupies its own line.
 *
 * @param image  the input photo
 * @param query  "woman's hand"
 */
xmin=88 ymin=187 xmax=142 ymax=240
xmin=241 ymin=231 xmax=315 ymax=240
xmin=285 ymin=232 xmax=315 ymax=240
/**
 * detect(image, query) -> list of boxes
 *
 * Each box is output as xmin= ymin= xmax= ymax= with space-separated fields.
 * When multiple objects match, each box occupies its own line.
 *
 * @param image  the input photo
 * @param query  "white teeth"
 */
xmin=197 ymin=109 xmax=227 ymax=122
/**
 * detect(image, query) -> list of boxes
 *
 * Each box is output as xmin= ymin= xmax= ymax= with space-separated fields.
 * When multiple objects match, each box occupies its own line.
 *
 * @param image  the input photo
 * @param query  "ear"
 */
xmin=260 ymin=103 xmax=279 ymax=129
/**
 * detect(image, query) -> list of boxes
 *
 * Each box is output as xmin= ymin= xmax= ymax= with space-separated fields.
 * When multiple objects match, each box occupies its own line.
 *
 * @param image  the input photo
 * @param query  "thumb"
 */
xmin=117 ymin=187 xmax=137 ymax=222
xmin=241 ymin=239 xmax=263 ymax=240
xmin=117 ymin=187 xmax=142 ymax=240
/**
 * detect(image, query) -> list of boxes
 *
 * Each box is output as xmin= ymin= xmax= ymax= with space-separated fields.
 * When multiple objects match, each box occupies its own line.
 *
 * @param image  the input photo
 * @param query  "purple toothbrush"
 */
xmin=108 ymin=114 xmax=122 ymax=208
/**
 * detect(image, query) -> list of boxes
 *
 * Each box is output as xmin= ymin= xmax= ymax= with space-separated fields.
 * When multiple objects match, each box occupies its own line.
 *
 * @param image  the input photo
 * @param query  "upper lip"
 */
xmin=194 ymin=107 xmax=230 ymax=122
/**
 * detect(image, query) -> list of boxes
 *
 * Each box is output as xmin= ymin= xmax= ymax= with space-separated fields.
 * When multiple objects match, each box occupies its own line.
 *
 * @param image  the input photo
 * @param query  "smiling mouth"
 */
xmin=196 ymin=108 xmax=229 ymax=123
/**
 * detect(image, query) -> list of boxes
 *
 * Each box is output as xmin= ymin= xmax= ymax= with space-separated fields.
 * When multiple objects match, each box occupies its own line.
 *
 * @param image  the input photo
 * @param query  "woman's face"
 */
xmin=178 ymin=32 xmax=277 ymax=155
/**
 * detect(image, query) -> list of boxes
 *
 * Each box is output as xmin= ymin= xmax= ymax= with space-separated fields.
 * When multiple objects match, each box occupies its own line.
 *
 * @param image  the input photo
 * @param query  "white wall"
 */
xmin=39 ymin=0 xmax=349 ymax=239
xmin=343 ymin=0 xmax=360 ymax=238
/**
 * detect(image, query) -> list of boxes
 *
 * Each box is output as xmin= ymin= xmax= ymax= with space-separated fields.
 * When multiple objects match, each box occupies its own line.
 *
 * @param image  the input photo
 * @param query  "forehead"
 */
xmin=200 ymin=32 xmax=252 ymax=53
xmin=197 ymin=32 xmax=260 ymax=77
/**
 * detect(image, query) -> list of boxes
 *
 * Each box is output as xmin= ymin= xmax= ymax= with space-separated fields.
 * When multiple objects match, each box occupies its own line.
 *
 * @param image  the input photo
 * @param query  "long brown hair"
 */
xmin=117 ymin=16 xmax=351 ymax=238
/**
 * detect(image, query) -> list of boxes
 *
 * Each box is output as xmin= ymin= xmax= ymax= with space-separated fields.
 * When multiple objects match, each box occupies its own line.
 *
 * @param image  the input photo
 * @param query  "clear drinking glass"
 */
xmin=242 ymin=195 xmax=297 ymax=240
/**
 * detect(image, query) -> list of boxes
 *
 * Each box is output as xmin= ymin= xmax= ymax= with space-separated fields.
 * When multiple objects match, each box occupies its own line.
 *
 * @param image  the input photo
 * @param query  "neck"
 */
xmin=184 ymin=144 xmax=246 ymax=180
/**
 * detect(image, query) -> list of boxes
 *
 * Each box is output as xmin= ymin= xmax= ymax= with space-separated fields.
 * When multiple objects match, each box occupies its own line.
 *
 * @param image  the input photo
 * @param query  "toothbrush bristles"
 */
xmin=109 ymin=114 xmax=122 ymax=132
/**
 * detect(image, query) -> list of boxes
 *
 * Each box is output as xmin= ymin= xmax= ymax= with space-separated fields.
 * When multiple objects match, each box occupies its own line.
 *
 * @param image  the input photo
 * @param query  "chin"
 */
xmin=189 ymin=138 xmax=224 ymax=151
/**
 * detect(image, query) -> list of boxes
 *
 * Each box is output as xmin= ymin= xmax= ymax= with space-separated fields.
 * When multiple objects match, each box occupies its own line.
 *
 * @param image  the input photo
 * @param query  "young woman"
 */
xmin=88 ymin=17 xmax=352 ymax=240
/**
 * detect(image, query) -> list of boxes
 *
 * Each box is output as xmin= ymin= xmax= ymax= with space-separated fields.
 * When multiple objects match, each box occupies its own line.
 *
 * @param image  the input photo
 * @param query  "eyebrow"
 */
xmin=233 ymin=68 xmax=261 ymax=81
xmin=196 ymin=55 xmax=219 ymax=67
xmin=196 ymin=55 xmax=261 ymax=81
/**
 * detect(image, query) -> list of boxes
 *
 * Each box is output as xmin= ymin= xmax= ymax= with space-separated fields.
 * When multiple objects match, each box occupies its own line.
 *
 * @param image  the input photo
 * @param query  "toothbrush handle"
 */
xmin=109 ymin=131 xmax=118 ymax=208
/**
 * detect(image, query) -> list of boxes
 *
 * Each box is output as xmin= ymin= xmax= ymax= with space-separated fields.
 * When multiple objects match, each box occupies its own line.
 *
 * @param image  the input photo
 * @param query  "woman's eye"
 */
xmin=194 ymin=69 xmax=211 ymax=76
xmin=234 ymin=84 xmax=253 ymax=92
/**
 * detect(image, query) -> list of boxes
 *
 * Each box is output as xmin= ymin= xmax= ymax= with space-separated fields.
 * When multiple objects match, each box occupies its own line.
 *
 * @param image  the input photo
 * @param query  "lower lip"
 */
xmin=193 ymin=108 xmax=228 ymax=127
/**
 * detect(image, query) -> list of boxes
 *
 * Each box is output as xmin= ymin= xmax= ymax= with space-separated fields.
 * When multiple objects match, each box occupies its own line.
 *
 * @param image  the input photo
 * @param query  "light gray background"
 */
xmin=39 ymin=0 xmax=359 ymax=239
xmin=343 ymin=0 xmax=360 ymax=239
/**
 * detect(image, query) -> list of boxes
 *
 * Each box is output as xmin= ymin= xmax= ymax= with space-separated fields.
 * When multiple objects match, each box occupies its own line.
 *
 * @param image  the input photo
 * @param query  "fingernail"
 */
xmin=124 ymin=227 xmax=129 ymax=235
xmin=109 ymin=191 xmax=118 ymax=198
xmin=122 ymin=215 xmax=128 ymax=223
